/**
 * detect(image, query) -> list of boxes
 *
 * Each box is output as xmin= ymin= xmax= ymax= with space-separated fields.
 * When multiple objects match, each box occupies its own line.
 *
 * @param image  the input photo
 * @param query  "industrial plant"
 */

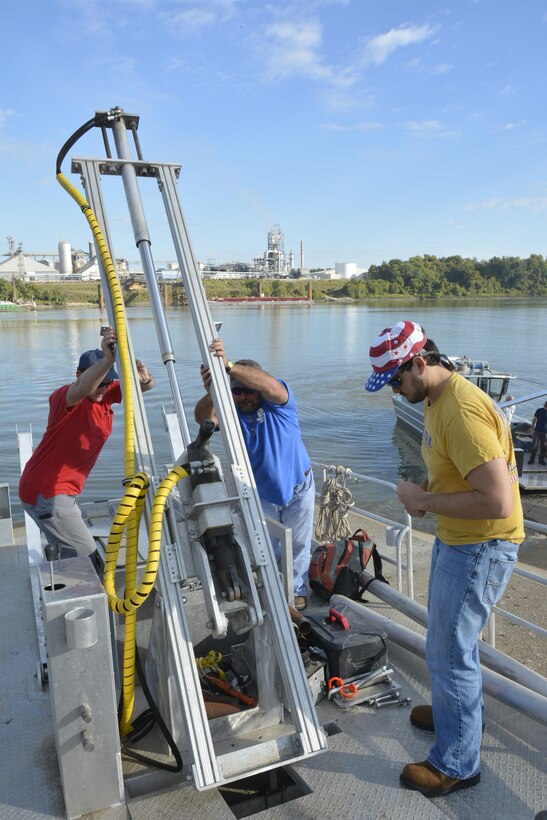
xmin=1 ymin=226 xmax=365 ymax=283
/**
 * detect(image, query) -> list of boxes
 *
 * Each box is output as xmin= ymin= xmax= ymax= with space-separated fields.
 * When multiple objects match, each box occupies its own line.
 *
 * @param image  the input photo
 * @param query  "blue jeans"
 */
xmin=260 ymin=471 xmax=315 ymax=597
xmin=426 ymin=536 xmax=518 ymax=779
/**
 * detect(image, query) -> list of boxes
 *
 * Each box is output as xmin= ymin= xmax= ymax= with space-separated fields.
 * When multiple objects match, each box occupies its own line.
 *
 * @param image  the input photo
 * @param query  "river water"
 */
xmin=2 ymin=298 xmax=547 ymax=528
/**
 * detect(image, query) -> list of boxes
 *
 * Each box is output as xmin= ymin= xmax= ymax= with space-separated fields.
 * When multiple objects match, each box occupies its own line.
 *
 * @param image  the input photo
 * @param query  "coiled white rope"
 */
xmin=314 ymin=465 xmax=354 ymax=542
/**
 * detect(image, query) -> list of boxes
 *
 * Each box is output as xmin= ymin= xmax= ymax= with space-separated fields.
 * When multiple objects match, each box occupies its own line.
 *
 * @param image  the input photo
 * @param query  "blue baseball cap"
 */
xmin=77 ymin=349 xmax=118 ymax=382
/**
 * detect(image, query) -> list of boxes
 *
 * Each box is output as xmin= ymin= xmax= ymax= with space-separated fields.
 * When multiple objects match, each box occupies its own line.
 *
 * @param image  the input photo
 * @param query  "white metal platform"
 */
xmin=519 ymin=460 xmax=547 ymax=492
xmin=2 ymin=541 xmax=545 ymax=820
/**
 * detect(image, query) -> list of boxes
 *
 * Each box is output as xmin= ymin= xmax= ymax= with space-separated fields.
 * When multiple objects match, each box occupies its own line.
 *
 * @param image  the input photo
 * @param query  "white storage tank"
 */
xmin=58 ymin=241 xmax=73 ymax=275
xmin=335 ymin=262 xmax=357 ymax=278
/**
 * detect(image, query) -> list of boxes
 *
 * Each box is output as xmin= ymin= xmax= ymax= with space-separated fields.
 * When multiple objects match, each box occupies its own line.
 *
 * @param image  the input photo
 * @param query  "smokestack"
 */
xmin=300 ymin=240 xmax=304 ymax=270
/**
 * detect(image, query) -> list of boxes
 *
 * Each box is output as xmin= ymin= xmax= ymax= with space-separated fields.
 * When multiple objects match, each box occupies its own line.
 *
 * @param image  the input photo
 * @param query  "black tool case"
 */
xmin=305 ymin=612 xmax=387 ymax=679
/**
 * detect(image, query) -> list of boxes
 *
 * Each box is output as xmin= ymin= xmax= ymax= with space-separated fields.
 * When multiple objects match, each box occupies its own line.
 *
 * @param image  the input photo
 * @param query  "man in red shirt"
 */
xmin=19 ymin=327 xmax=154 ymax=557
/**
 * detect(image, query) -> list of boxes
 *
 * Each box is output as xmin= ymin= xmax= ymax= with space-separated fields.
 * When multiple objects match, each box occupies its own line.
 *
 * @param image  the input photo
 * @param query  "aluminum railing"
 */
xmin=487 ymin=518 xmax=547 ymax=648
xmin=311 ymin=461 xmax=546 ymax=653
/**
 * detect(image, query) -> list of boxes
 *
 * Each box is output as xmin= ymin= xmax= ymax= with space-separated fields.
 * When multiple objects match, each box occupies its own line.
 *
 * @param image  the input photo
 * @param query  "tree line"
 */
xmin=344 ymin=254 xmax=547 ymax=298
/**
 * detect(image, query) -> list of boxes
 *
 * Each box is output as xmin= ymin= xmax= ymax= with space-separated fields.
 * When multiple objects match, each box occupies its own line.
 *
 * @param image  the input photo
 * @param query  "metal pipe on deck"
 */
xmin=332 ymin=595 xmax=547 ymax=727
xmin=358 ymin=573 xmax=547 ymax=699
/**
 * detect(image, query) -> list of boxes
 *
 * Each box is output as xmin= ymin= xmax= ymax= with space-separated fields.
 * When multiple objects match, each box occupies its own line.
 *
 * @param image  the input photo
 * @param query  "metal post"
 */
xmin=109 ymin=118 xmax=190 ymax=445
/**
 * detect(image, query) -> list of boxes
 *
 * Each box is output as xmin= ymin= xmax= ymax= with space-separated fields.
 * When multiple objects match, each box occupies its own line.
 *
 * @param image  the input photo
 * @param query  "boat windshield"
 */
xmin=470 ymin=376 xmax=510 ymax=403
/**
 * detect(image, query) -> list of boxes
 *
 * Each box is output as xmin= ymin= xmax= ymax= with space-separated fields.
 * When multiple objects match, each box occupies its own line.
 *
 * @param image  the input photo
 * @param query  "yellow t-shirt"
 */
xmin=422 ymin=373 xmax=524 ymax=545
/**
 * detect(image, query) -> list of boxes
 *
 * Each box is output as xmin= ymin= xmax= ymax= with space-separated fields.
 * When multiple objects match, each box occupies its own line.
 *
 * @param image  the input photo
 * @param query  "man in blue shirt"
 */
xmin=195 ymin=338 xmax=314 ymax=610
xmin=528 ymin=401 xmax=547 ymax=465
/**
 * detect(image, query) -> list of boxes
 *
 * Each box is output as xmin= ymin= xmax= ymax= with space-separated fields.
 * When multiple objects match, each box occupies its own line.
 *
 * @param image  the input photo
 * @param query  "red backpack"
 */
xmin=309 ymin=529 xmax=387 ymax=601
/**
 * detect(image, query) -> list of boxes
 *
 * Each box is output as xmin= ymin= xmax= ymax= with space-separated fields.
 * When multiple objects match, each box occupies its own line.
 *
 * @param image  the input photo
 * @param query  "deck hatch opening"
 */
xmin=323 ymin=720 xmax=343 ymax=736
xmin=218 ymin=766 xmax=311 ymax=818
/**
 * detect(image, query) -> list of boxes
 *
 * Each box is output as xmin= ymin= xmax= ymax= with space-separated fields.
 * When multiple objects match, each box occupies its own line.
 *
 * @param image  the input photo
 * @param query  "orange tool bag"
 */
xmin=308 ymin=528 xmax=387 ymax=602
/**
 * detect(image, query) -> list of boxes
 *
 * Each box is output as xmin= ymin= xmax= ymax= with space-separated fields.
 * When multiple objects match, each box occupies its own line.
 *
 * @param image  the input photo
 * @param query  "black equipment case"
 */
xmin=305 ymin=608 xmax=387 ymax=679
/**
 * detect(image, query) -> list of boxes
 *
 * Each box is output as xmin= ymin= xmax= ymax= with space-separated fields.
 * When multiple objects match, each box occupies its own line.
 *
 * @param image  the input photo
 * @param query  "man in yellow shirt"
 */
xmin=366 ymin=320 xmax=523 ymax=797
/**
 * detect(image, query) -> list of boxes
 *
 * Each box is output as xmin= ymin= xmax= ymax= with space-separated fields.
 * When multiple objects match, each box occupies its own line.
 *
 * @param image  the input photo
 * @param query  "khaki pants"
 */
xmin=21 ymin=493 xmax=97 ymax=557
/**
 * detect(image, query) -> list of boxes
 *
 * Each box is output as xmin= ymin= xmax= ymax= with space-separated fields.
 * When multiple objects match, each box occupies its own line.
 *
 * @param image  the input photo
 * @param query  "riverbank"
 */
xmin=4 ymin=278 xmax=546 ymax=309
xmin=4 ymin=278 xmax=345 ymax=308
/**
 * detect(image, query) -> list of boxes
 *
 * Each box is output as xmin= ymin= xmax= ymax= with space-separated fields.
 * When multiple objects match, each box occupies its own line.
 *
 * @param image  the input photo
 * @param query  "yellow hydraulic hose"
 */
xmin=57 ymin=168 xmax=189 ymax=735
xmin=56 ymin=172 xmax=135 ymax=480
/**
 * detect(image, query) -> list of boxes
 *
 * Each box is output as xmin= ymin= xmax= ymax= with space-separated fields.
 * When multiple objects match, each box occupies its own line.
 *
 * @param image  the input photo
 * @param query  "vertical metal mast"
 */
xmin=71 ymin=107 xmax=326 ymax=793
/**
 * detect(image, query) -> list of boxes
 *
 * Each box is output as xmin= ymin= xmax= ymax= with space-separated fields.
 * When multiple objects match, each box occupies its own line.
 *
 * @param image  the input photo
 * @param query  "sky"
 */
xmin=2 ymin=0 xmax=547 ymax=270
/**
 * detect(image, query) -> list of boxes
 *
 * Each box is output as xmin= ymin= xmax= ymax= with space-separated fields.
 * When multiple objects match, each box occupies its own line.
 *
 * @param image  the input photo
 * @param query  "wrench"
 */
xmin=375 ymin=696 xmax=402 ymax=708
xmin=375 ymin=695 xmax=412 ymax=708
xmin=369 ymin=691 xmax=400 ymax=707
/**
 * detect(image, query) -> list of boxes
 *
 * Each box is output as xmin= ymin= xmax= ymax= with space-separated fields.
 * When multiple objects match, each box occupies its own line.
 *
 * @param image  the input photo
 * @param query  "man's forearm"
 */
xmin=420 ymin=489 xmax=510 ymax=520
xmin=67 ymin=358 xmax=114 ymax=405
xmin=227 ymin=363 xmax=287 ymax=404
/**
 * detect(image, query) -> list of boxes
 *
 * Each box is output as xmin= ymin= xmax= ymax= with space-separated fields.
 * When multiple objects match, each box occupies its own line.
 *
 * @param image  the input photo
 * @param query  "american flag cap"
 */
xmin=365 ymin=320 xmax=427 ymax=392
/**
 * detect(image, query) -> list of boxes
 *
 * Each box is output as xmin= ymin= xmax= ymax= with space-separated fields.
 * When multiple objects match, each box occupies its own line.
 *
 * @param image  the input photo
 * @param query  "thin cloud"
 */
xmin=497 ymin=121 xmax=526 ymax=131
xmin=263 ymin=19 xmax=333 ymax=81
xmin=0 ymin=109 xmax=18 ymax=129
xmin=63 ymin=0 xmax=240 ymax=37
xmin=402 ymin=119 xmax=459 ymax=138
xmin=0 ymin=137 xmax=52 ymax=162
xmin=406 ymin=59 xmax=454 ymax=76
xmin=467 ymin=197 xmax=547 ymax=213
xmin=0 ymin=110 xmax=50 ymax=162
xmin=321 ymin=121 xmax=383 ymax=132
xmin=360 ymin=24 xmax=437 ymax=66
xmin=310 ymin=0 xmax=351 ymax=6
xmin=261 ymin=16 xmax=359 ymax=109
xmin=161 ymin=0 xmax=239 ymax=34
xmin=431 ymin=62 xmax=454 ymax=75
xmin=500 ymin=81 xmax=517 ymax=95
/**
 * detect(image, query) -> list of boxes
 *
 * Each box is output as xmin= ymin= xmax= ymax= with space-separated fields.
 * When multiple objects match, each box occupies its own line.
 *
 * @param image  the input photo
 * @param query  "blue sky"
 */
xmin=2 ymin=0 xmax=547 ymax=269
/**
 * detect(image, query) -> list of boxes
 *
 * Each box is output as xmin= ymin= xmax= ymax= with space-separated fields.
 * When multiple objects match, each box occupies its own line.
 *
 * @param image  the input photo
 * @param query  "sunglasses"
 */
xmin=98 ymin=380 xmax=113 ymax=389
xmin=231 ymin=387 xmax=257 ymax=396
xmin=387 ymin=358 xmax=415 ymax=388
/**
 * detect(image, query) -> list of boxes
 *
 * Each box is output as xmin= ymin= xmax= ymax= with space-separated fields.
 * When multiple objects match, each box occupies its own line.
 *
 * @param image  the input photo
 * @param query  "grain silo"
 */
xmin=58 ymin=241 xmax=73 ymax=275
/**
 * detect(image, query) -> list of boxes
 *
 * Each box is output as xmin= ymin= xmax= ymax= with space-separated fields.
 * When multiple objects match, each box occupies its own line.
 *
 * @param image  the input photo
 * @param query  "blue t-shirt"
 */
xmin=237 ymin=381 xmax=311 ymax=506
xmin=534 ymin=407 xmax=547 ymax=434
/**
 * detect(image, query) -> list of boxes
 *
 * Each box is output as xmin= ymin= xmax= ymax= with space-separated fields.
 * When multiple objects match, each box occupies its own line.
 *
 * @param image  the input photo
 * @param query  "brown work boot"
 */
xmin=410 ymin=704 xmax=435 ymax=731
xmin=400 ymin=760 xmax=480 ymax=797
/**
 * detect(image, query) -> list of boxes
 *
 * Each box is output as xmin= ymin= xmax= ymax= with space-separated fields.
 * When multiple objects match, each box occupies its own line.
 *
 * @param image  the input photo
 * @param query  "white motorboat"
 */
xmin=392 ymin=356 xmax=516 ymax=439
xmin=392 ymin=357 xmax=547 ymax=492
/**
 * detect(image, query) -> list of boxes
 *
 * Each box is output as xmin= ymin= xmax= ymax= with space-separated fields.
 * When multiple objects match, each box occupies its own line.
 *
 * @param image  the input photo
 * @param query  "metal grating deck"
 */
xmin=1 ymin=543 xmax=545 ymax=820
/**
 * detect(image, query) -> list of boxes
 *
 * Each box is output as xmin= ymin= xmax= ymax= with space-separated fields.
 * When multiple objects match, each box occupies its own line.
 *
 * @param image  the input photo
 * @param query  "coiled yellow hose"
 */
xmin=57 ymin=171 xmax=188 ymax=736
xmin=100 ymin=467 xmax=188 ymax=734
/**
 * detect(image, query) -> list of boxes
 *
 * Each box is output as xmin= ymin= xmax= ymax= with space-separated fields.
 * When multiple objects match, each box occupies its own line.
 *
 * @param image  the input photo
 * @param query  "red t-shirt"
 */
xmin=19 ymin=382 xmax=122 ymax=504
